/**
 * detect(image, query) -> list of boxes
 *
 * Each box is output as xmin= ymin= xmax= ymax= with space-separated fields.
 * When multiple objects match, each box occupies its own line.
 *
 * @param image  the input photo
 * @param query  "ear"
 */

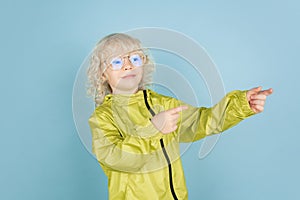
xmin=101 ymin=73 xmax=107 ymax=82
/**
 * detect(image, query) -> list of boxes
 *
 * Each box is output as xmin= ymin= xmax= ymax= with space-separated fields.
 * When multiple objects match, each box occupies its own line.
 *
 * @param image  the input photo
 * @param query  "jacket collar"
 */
xmin=103 ymin=89 xmax=151 ymax=104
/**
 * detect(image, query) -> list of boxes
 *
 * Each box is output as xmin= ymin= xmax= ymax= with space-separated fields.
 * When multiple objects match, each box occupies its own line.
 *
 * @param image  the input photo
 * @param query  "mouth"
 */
xmin=122 ymin=74 xmax=136 ymax=79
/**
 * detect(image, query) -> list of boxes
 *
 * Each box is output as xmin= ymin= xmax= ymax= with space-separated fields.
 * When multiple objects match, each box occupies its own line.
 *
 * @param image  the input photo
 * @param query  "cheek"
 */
xmin=105 ymin=71 xmax=120 ymax=86
xmin=136 ymin=67 xmax=144 ymax=77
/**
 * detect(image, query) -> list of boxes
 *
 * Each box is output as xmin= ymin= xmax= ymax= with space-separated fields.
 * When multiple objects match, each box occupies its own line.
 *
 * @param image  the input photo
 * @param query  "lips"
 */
xmin=122 ymin=74 xmax=136 ymax=79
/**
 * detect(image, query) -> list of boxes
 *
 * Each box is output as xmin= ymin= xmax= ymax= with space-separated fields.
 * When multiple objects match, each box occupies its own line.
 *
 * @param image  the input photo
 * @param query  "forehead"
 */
xmin=102 ymin=37 xmax=142 ymax=61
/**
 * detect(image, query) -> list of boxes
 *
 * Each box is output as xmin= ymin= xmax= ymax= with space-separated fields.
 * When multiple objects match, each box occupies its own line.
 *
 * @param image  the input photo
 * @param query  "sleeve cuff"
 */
xmin=238 ymin=90 xmax=257 ymax=117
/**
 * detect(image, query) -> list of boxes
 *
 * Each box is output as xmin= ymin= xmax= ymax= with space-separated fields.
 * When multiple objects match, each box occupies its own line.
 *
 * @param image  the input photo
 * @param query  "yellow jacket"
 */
xmin=88 ymin=89 xmax=256 ymax=200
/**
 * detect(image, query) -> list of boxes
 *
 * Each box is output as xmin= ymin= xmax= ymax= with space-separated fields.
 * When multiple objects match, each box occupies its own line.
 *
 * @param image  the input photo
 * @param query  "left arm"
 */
xmin=177 ymin=86 xmax=273 ymax=142
xmin=177 ymin=90 xmax=257 ymax=143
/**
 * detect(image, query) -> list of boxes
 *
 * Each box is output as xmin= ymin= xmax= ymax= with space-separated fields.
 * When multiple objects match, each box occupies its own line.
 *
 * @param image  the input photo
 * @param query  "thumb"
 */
xmin=252 ymin=86 xmax=262 ymax=92
xmin=249 ymin=86 xmax=262 ymax=95
xmin=247 ymin=86 xmax=262 ymax=101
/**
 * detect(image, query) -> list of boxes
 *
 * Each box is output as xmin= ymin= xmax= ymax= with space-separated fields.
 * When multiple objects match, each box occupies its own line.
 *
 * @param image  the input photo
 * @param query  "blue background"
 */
xmin=1 ymin=0 xmax=299 ymax=199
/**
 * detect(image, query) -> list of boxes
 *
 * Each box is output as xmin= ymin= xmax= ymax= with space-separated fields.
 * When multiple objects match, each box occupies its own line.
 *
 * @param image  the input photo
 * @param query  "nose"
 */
xmin=122 ymin=56 xmax=133 ymax=71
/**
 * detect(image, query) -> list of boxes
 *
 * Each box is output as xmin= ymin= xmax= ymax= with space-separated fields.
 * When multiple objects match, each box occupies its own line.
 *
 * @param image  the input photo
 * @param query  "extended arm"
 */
xmin=177 ymin=90 xmax=257 ymax=142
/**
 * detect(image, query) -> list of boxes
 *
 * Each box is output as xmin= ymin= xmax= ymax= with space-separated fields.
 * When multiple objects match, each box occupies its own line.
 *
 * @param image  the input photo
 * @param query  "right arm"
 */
xmin=88 ymin=111 xmax=163 ymax=173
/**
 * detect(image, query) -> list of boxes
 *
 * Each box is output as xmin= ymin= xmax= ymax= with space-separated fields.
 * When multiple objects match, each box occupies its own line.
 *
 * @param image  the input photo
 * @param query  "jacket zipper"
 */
xmin=143 ymin=90 xmax=179 ymax=200
xmin=160 ymin=138 xmax=179 ymax=200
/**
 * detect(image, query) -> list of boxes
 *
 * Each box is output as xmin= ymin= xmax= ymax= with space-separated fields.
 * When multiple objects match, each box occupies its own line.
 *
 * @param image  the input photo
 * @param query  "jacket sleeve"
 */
xmin=175 ymin=90 xmax=256 ymax=142
xmin=88 ymin=110 xmax=163 ymax=173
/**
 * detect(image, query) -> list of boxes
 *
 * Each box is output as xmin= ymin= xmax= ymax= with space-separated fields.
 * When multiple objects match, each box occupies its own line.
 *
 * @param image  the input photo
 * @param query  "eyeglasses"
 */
xmin=105 ymin=50 xmax=146 ymax=71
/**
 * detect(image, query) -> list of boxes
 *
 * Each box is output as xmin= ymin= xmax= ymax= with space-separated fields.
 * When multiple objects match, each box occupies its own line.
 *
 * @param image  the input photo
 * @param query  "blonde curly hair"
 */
xmin=86 ymin=33 xmax=155 ymax=107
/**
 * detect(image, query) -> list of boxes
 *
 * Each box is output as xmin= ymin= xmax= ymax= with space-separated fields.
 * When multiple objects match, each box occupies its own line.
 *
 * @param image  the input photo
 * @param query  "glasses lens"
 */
xmin=129 ymin=54 xmax=143 ymax=67
xmin=110 ymin=57 xmax=123 ymax=70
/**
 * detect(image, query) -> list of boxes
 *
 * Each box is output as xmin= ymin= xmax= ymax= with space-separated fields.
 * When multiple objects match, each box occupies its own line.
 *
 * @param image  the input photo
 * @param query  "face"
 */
xmin=102 ymin=50 xmax=145 ymax=94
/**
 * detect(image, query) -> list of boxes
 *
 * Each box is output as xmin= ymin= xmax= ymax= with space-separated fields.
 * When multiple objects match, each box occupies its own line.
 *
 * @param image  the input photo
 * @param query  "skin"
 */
xmin=103 ymin=56 xmax=273 ymax=134
xmin=246 ymin=86 xmax=273 ymax=113
xmin=103 ymin=56 xmax=144 ymax=95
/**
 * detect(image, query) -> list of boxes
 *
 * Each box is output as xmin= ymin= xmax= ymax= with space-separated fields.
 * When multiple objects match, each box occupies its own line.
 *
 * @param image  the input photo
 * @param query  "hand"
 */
xmin=151 ymin=105 xmax=188 ymax=134
xmin=246 ymin=86 xmax=273 ymax=113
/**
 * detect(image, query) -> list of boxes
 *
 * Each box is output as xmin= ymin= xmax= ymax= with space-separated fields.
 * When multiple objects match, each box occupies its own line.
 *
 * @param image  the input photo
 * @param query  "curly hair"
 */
xmin=86 ymin=33 xmax=155 ymax=107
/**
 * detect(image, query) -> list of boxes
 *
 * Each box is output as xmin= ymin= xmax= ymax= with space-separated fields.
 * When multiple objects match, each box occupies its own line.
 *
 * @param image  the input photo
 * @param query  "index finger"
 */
xmin=259 ymin=88 xmax=273 ymax=96
xmin=169 ymin=105 xmax=189 ymax=114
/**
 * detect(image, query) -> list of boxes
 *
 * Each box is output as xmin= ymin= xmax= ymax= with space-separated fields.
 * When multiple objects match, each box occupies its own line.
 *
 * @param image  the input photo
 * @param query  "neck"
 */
xmin=112 ymin=87 xmax=139 ymax=95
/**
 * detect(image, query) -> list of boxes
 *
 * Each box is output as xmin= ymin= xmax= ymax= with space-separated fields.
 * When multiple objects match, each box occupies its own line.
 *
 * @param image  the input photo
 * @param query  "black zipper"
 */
xmin=143 ymin=89 xmax=156 ymax=117
xmin=143 ymin=90 xmax=179 ymax=200
xmin=160 ymin=138 xmax=179 ymax=200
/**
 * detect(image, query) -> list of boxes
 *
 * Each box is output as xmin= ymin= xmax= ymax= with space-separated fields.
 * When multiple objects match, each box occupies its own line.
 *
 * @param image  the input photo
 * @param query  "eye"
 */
xmin=130 ymin=54 xmax=143 ymax=66
xmin=110 ymin=58 xmax=122 ymax=65
xmin=111 ymin=58 xmax=122 ymax=65
xmin=109 ymin=57 xmax=123 ymax=70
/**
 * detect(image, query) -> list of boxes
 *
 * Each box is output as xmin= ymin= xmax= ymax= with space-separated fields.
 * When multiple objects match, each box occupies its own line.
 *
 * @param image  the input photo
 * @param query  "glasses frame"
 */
xmin=104 ymin=49 xmax=147 ymax=71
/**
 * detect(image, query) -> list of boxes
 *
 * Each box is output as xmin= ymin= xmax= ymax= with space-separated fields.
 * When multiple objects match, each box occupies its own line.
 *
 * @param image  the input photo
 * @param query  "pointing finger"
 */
xmin=169 ymin=106 xmax=189 ymax=114
xmin=259 ymin=88 xmax=273 ymax=96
